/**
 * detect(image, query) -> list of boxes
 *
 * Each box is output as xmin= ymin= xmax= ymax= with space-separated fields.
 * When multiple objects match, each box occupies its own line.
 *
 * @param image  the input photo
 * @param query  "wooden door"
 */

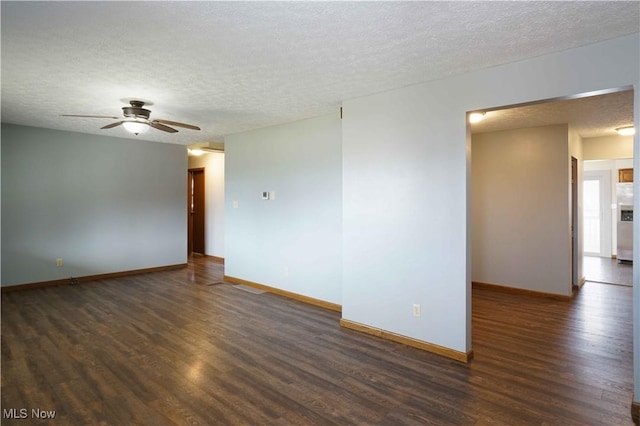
xmin=188 ymin=168 xmax=205 ymax=255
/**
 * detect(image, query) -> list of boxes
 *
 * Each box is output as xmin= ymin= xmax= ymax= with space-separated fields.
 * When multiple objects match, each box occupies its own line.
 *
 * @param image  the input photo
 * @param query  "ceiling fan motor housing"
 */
xmin=123 ymin=101 xmax=150 ymax=120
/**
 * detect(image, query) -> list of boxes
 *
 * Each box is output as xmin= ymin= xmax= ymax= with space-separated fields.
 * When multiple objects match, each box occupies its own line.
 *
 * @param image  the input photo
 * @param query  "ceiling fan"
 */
xmin=62 ymin=100 xmax=201 ymax=135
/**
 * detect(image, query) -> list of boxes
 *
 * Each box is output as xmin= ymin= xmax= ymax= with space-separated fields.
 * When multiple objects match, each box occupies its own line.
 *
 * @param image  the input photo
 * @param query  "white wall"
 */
xmin=1 ymin=124 xmax=187 ymax=286
xmin=188 ymin=152 xmax=225 ymax=258
xmin=472 ymin=124 xmax=573 ymax=295
xmin=343 ymin=91 xmax=470 ymax=352
xmin=342 ymin=34 xmax=638 ymax=356
xmin=224 ymin=112 xmax=342 ymax=305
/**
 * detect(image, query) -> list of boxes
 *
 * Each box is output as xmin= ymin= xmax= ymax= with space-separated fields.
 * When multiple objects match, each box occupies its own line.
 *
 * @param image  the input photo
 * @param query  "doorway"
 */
xmin=583 ymin=170 xmax=612 ymax=257
xmin=188 ymin=168 xmax=205 ymax=255
xmin=471 ymin=88 xmax=634 ymax=295
xmin=583 ymin=163 xmax=633 ymax=286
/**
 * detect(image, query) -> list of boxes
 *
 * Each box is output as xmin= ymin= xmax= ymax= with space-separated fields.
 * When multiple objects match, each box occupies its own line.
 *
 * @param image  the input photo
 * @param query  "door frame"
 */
xmin=571 ymin=157 xmax=578 ymax=286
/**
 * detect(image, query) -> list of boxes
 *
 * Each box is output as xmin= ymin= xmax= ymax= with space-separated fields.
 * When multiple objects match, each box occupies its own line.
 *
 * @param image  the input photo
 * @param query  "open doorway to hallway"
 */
xmin=188 ymin=168 xmax=206 ymax=255
xmin=468 ymin=86 xmax=636 ymax=424
xmin=583 ymin=159 xmax=634 ymax=287
xmin=187 ymin=147 xmax=226 ymax=261
xmin=471 ymin=87 xmax=634 ymax=295
xmin=579 ymin=90 xmax=634 ymax=287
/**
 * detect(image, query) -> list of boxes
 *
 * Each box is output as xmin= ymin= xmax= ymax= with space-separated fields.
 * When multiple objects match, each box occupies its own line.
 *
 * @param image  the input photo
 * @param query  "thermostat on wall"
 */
xmin=262 ymin=191 xmax=269 ymax=200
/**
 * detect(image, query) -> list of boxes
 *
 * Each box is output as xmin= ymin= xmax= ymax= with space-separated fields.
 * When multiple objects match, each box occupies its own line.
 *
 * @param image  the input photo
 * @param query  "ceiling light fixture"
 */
xmin=122 ymin=120 xmax=149 ymax=135
xmin=188 ymin=149 xmax=205 ymax=156
xmin=616 ymin=126 xmax=635 ymax=136
xmin=469 ymin=112 xmax=486 ymax=123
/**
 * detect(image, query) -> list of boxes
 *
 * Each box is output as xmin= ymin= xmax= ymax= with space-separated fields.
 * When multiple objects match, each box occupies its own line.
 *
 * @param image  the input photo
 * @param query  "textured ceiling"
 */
xmin=1 ymin=1 xmax=639 ymax=145
xmin=471 ymin=89 xmax=635 ymax=138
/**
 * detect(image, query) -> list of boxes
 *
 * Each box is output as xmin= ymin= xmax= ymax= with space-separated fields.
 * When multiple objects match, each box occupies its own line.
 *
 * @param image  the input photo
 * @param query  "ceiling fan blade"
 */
xmin=61 ymin=114 xmax=120 ymax=119
xmin=149 ymin=121 xmax=178 ymax=133
xmin=101 ymin=121 xmax=124 ymax=129
xmin=153 ymin=119 xmax=200 ymax=131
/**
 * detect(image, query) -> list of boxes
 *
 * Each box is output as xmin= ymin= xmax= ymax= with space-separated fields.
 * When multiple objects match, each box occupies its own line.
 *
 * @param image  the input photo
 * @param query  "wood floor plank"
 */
xmin=1 ymin=258 xmax=635 ymax=425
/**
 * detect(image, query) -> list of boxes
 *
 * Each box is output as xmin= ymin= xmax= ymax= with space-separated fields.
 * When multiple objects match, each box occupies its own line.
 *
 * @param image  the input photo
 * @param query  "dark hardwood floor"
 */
xmin=1 ymin=258 xmax=634 ymax=425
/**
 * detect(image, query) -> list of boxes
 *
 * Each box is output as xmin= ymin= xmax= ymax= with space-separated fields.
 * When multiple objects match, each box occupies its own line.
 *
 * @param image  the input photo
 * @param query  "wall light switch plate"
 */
xmin=269 ymin=191 xmax=276 ymax=200
xmin=412 ymin=304 xmax=421 ymax=317
xmin=232 ymin=201 xmax=239 ymax=208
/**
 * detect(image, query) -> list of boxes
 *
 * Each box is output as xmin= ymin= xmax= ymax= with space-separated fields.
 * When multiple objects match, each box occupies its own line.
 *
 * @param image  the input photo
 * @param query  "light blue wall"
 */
xmin=1 ymin=124 xmax=187 ymax=286
xmin=224 ymin=112 xmax=342 ymax=304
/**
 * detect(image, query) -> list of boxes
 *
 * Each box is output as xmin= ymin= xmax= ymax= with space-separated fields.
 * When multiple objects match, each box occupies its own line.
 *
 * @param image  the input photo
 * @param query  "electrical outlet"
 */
xmin=56 ymin=258 xmax=63 ymax=267
xmin=284 ymin=266 xmax=289 ymax=277
xmin=232 ymin=201 xmax=239 ymax=208
xmin=412 ymin=304 xmax=421 ymax=317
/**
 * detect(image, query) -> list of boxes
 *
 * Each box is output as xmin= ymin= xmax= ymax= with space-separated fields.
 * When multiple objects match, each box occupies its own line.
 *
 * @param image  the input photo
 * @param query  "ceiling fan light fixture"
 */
xmin=469 ymin=112 xmax=486 ymax=123
xmin=616 ymin=126 xmax=635 ymax=136
xmin=61 ymin=100 xmax=199 ymax=135
xmin=122 ymin=120 xmax=149 ymax=135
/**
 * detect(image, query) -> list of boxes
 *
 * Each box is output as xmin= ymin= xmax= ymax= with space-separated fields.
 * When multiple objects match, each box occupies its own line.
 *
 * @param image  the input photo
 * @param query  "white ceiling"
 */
xmin=1 ymin=2 xmax=638 ymax=145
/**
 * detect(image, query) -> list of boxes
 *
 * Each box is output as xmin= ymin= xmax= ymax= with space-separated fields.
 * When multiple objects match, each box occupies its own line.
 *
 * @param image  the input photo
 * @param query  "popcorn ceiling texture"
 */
xmin=1 ymin=2 xmax=638 ymax=145
xmin=472 ymin=90 xmax=635 ymax=138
